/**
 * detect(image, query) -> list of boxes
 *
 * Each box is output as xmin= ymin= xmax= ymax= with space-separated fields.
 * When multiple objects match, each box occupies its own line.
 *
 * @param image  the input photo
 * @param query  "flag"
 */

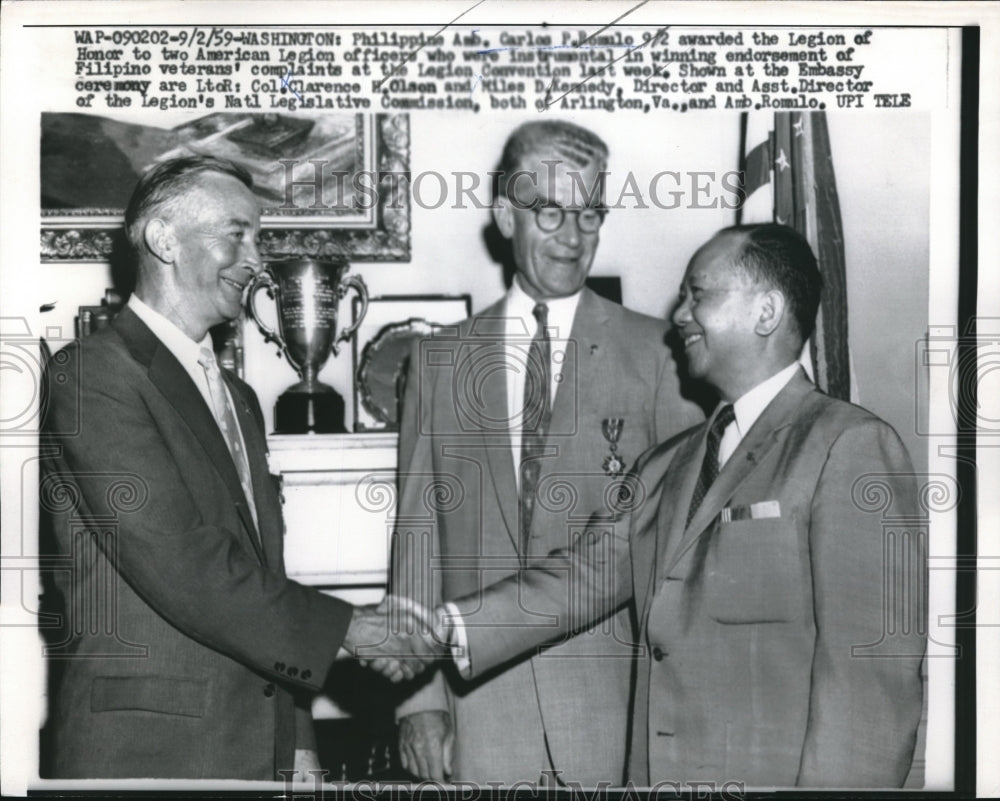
xmin=737 ymin=111 xmax=855 ymax=402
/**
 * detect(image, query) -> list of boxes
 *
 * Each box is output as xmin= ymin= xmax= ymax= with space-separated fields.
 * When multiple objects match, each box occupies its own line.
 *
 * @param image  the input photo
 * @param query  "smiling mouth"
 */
xmin=682 ymin=333 xmax=703 ymax=347
xmin=221 ymin=277 xmax=246 ymax=292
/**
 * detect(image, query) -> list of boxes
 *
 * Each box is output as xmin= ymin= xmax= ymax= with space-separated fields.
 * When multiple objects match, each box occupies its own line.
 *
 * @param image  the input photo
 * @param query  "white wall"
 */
xmin=829 ymin=113 xmax=930 ymax=473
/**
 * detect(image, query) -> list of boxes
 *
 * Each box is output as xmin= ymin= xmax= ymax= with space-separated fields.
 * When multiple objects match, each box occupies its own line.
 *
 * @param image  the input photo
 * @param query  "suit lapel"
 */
xmin=548 ymin=288 xmax=607 ymax=436
xmin=466 ymin=302 xmax=520 ymax=551
xmin=223 ymin=373 xmax=273 ymax=566
xmin=628 ymin=441 xmax=688 ymax=626
xmin=521 ymin=289 xmax=609 ymax=539
xmin=662 ymin=371 xmax=815 ymax=574
xmin=655 ymin=433 xmax=703 ymax=578
xmin=114 ymin=308 xmax=266 ymax=565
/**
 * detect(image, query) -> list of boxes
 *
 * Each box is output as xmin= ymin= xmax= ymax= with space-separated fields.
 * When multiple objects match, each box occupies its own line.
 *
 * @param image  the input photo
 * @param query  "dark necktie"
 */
xmin=519 ymin=302 xmax=551 ymax=558
xmin=686 ymin=404 xmax=735 ymax=528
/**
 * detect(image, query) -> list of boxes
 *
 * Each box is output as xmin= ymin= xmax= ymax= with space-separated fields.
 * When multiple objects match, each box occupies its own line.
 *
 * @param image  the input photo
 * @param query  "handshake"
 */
xmin=341 ymin=595 xmax=456 ymax=683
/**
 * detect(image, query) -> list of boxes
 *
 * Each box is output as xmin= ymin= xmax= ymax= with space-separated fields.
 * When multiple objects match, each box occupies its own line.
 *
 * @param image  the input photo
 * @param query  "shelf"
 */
xmin=269 ymin=432 xmax=399 ymax=589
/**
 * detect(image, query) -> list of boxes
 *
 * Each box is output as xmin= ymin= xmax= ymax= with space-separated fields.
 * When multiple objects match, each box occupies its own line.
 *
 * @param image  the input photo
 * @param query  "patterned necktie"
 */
xmin=686 ymin=403 xmax=736 ymax=528
xmin=519 ymin=303 xmax=551 ymax=558
xmin=198 ymin=347 xmax=258 ymax=531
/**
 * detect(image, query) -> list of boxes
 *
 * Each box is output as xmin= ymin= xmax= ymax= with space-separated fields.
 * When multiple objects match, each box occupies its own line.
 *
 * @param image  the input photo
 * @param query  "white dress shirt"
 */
xmin=504 ymin=278 xmax=581 ymax=485
xmin=717 ymin=361 xmax=801 ymax=469
xmin=128 ymin=295 xmax=252 ymax=460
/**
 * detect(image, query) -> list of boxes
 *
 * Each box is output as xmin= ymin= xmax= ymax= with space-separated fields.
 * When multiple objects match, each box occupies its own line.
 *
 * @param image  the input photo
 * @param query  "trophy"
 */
xmin=247 ymin=258 xmax=368 ymax=434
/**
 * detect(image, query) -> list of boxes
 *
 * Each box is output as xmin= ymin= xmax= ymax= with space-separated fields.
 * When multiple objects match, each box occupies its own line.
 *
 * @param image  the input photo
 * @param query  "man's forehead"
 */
xmin=684 ymin=232 xmax=747 ymax=282
xmin=512 ymin=148 xmax=604 ymax=203
xmin=518 ymin=143 xmax=602 ymax=174
xmin=182 ymin=172 xmax=259 ymax=215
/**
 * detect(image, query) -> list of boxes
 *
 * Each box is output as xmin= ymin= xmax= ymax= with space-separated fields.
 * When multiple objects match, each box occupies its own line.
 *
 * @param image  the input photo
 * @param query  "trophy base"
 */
xmin=274 ymin=389 xmax=346 ymax=435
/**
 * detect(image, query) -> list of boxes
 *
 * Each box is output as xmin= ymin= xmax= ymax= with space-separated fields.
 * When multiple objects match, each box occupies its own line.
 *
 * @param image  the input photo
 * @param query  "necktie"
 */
xmin=519 ymin=303 xmax=551 ymax=558
xmin=198 ymin=347 xmax=258 ymax=531
xmin=686 ymin=404 xmax=735 ymax=528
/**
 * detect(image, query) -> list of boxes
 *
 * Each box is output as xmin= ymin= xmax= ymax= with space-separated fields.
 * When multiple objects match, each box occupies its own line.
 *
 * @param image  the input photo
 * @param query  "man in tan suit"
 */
xmin=442 ymin=224 xmax=925 ymax=788
xmin=391 ymin=121 xmax=701 ymax=784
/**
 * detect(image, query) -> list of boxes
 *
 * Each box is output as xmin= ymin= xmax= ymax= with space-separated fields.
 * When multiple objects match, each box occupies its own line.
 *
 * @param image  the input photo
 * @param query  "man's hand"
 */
xmin=398 ymin=710 xmax=454 ymax=782
xmin=342 ymin=596 xmax=448 ymax=683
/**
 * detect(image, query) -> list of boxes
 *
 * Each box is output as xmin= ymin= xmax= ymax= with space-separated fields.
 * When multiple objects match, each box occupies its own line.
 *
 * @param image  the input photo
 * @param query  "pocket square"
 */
xmin=720 ymin=500 xmax=781 ymax=523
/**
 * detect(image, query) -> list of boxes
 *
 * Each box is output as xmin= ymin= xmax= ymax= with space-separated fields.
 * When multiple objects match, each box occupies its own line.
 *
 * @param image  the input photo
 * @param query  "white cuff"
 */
xmin=440 ymin=601 xmax=471 ymax=677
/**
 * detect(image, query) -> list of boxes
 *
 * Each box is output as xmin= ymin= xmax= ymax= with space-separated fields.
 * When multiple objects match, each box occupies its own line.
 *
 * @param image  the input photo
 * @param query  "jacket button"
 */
xmin=287 ymin=667 xmax=298 ymax=678
xmin=652 ymin=646 xmax=665 ymax=661
xmin=263 ymin=683 xmax=275 ymax=697
xmin=301 ymin=670 xmax=311 ymax=681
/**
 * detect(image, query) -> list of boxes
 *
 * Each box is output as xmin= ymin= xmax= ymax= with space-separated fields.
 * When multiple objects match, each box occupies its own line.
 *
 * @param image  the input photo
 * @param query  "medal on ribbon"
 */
xmin=601 ymin=417 xmax=626 ymax=476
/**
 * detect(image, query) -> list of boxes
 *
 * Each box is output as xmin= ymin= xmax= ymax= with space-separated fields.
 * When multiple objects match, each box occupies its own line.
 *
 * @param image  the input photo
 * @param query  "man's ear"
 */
xmin=143 ymin=218 xmax=177 ymax=264
xmin=492 ymin=198 xmax=515 ymax=240
xmin=754 ymin=288 xmax=786 ymax=337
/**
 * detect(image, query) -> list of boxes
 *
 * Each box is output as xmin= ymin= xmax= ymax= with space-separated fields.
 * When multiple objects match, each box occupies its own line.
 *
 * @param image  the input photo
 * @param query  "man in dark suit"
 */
xmin=438 ymin=224 xmax=925 ymax=788
xmin=40 ymin=156 xmax=424 ymax=779
xmin=391 ymin=121 xmax=702 ymax=784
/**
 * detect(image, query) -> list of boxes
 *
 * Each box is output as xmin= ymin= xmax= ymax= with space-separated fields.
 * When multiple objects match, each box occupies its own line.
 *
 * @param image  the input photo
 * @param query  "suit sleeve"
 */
xmin=453 ymin=504 xmax=637 ymax=679
xmin=43 ymin=343 xmax=352 ymax=692
xmin=392 ymin=337 xmax=450 ymax=719
xmin=796 ymin=419 xmax=925 ymax=786
xmin=450 ymin=433 xmax=677 ymax=679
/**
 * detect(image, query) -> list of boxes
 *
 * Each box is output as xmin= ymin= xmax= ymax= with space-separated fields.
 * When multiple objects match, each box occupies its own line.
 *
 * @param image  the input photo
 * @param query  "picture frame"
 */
xmin=40 ymin=112 xmax=410 ymax=262
xmin=351 ymin=294 xmax=472 ymax=432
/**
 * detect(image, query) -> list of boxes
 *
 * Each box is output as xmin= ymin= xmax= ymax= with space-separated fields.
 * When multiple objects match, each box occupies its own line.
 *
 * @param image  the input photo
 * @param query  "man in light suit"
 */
xmin=391 ymin=120 xmax=702 ymax=785
xmin=40 ymin=156 xmax=426 ymax=779
xmin=441 ymin=224 xmax=925 ymax=788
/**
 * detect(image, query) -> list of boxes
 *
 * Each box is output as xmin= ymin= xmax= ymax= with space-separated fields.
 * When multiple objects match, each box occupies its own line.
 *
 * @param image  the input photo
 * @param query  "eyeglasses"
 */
xmin=531 ymin=205 xmax=608 ymax=234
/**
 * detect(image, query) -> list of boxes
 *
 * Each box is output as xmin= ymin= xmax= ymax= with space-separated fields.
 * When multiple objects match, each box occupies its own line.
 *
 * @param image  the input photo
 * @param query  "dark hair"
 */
xmin=124 ymin=155 xmax=253 ymax=254
xmin=723 ymin=223 xmax=823 ymax=341
xmin=495 ymin=120 xmax=608 ymax=201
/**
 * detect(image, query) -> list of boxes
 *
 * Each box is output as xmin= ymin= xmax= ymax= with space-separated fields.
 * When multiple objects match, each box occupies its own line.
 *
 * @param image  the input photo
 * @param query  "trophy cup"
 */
xmin=247 ymin=258 xmax=369 ymax=434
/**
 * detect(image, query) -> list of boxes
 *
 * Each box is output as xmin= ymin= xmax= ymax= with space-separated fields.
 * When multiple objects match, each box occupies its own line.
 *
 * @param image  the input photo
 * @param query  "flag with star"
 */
xmin=737 ymin=111 xmax=854 ymax=402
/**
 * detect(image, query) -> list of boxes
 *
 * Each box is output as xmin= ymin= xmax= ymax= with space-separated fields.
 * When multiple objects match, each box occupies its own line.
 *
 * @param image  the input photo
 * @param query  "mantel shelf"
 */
xmin=269 ymin=432 xmax=400 ymax=590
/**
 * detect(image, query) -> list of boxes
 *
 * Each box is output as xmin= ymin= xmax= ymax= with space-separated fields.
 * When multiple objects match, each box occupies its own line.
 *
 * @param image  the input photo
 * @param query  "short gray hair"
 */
xmin=495 ymin=120 xmax=608 ymax=200
xmin=124 ymin=155 xmax=253 ymax=254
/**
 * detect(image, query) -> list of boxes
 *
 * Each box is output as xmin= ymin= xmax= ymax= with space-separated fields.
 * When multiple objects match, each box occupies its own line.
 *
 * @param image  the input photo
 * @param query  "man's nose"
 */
xmin=556 ymin=212 xmax=582 ymax=246
xmin=243 ymin=239 xmax=263 ymax=273
xmin=672 ymin=296 xmax=691 ymax=327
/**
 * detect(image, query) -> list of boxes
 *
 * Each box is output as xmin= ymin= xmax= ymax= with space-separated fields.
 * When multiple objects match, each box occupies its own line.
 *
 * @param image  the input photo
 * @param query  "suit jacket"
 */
xmin=392 ymin=288 xmax=702 ymax=784
xmin=40 ymin=307 xmax=353 ymax=779
xmin=456 ymin=371 xmax=925 ymax=788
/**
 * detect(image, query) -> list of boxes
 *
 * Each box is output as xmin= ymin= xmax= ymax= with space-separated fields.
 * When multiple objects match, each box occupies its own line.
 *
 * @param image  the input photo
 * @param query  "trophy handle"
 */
xmin=246 ymin=270 xmax=287 ymax=356
xmin=331 ymin=273 xmax=369 ymax=356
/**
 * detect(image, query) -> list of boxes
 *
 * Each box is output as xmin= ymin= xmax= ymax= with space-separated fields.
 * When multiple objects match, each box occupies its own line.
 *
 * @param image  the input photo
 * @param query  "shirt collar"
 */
xmin=128 ymin=294 xmax=214 ymax=370
xmin=505 ymin=278 xmax=582 ymax=339
xmin=729 ymin=361 xmax=801 ymax=438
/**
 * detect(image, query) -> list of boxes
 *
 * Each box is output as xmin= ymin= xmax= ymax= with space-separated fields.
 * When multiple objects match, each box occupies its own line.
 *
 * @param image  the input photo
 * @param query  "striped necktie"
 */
xmin=686 ymin=404 xmax=736 ymax=527
xmin=519 ymin=302 xmax=551 ymax=559
xmin=198 ymin=347 xmax=258 ymax=531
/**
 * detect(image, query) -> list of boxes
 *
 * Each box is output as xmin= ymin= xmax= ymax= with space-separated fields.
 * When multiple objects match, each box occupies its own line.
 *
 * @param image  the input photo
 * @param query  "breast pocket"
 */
xmin=704 ymin=518 xmax=804 ymax=624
